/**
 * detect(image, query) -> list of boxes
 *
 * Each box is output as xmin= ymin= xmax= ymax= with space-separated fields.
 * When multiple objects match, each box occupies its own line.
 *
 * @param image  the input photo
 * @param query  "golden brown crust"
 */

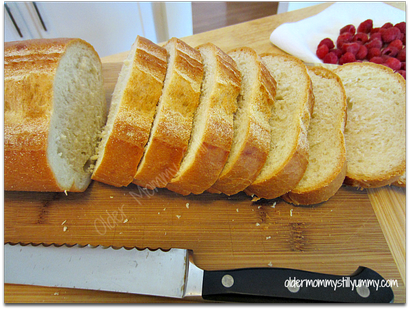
xmin=166 ymin=43 xmax=241 ymax=195
xmin=392 ymin=172 xmax=406 ymax=187
xmin=344 ymin=171 xmax=403 ymax=188
xmin=283 ymin=161 xmax=347 ymax=205
xmin=4 ymin=38 xmax=99 ymax=192
xmin=210 ymin=48 xmax=276 ymax=195
xmin=133 ymin=38 xmax=204 ymax=189
xmin=92 ymin=36 xmax=167 ymax=187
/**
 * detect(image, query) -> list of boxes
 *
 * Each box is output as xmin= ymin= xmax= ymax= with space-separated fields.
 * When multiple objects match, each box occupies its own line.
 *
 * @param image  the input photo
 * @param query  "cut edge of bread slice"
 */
xmin=333 ymin=62 xmax=406 ymax=188
xmin=92 ymin=36 xmax=167 ymax=187
xmin=166 ymin=43 xmax=241 ymax=195
xmin=132 ymin=37 xmax=204 ymax=189
xmin=282 ymin=66 xmax=347 ymax=205
xmin=392 ymin=172 xmax=406 ymax=187
xmin=245 ymin=54 xmax=314 ymax=199
xmin=209 ymin=47 xmax=277 ymax=196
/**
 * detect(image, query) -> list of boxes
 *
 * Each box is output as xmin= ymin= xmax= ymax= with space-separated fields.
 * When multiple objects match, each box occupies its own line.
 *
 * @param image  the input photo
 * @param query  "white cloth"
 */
xmin=270 ymin=2 xmax=405 ymax=63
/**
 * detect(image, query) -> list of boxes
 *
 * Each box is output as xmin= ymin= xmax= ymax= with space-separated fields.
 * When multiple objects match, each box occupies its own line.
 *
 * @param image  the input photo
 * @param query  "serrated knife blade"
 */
xmin=4 ymin=243 xmax=394 ymax=302
xmin=4 ymin=243 xmax=197 ymax=299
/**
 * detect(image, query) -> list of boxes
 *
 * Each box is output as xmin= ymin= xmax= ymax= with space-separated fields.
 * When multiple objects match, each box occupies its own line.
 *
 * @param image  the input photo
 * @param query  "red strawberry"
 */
xmin=397 ymin=47 xmax=406 ymax=62
xmin=323 ymin=52 xmax=338 ymax=64
xmin=337 ymin=32 xmax=354 ymax=49
xmin=353 ymin=32 xmax=369 ymax=44
xmin=369 ymin=56 xmax=384 ymax=64
xmin=367 ymin=47 xmax=381 ymax=60
xmin=381 ymin=22 xmax=394 ymax=29
xmin=365 ymin=38 xmax=383 ymax=49
xmin=388 ymin=39 xmax=403 ymax=50
xmin=329 ymin=48 xmax=343 ymax=58
xmin=381 ymin=46 xmax=399 ymax=58
xmin=316 ymin=44 xmax=329 ymax=59
xmin=340 ymin=24 xmax=356 ymax=35
xmin=358 ymin=19 xmax=373 ymax=33
xmin=342 ymin=42 xmax=360 ymax=55
xmin=318 ymin=38 xmax=335 ymax=49
xmin=370 ymin=27 xmax=381 ymax=35
xmin=356 ymin=45 xmax=368 ymax=60
xmin=339 ymin=52 xmax=356 ymax=65
xmin=395 ymin=22 xmax=406 ymax=34
xmin=370 ymin=32 xmax=382 ymax=41
xmin=382 ymin=27 xmax=401 ymax=43
xmin=384 ymin=57 xmax=401 ymax=70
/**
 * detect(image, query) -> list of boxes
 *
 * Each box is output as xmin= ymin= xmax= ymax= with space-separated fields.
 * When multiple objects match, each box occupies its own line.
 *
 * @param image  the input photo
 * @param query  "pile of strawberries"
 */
xmin=316 ymin=19 xmax=406 ymax=79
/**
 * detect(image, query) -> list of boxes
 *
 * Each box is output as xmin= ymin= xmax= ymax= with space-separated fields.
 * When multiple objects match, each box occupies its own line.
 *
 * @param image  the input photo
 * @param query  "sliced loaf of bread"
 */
xmin=245 ymin=54 xmax=314 ymax=199
xmin=132 ymin=37 xmax=204 ymax=189
xmin=209 ymin=47 xmax=277 ymax=196
xmin=166 ymin=43 xmax=241 ymax=195
xmin=4 ymin=38 xmax=106 ymax=192
xmin=333 ymin=62 xmax=406 ymax=188
xmin=283 ymin=66 xmax=347 ymax=205
xmin=92 ymin=36 xmax=167 ymax=187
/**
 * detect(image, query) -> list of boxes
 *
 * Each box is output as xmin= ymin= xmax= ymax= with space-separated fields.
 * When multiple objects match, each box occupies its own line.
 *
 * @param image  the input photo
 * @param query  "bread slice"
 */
xmin=209 ymin=47 xmax=276 ymax=196
xmin=245 ymin=54 xmax=314 ymax=199
xmin=282 ymin=66 xmax=347 ymax=205
xmin=333 ymin=62 xmax=406 ymax=188
xmin=166 ymin=43 xmax=241 ymax=195
xmin=4 ymin=38 xmax=107 ymax=192
xmin=132 ymin=37 xmax=204 ymax=189
xmin=92 ymin=36 xmax=167 ymax=187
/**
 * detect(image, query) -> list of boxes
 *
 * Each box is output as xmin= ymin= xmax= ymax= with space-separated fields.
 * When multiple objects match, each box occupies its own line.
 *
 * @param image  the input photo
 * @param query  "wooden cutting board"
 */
xmin=4 ymin=62 xmax=405 ymax=303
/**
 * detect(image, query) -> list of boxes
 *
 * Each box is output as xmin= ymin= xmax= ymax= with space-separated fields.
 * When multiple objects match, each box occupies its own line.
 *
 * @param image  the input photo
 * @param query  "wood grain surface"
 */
xmin=5 ymin=2 xmax=406 ymax=303
xmin=4 ymin=182 xmax=405 ymax=303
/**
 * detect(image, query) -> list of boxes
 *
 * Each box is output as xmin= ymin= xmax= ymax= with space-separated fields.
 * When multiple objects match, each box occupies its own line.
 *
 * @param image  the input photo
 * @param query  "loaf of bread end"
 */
xmin=333 ymin=62 xmax=406 ymax=188
xmin=92 ymin=36 xmax=167 ymax=187
xmin=4 ymin=38 xmax=107 ymax=192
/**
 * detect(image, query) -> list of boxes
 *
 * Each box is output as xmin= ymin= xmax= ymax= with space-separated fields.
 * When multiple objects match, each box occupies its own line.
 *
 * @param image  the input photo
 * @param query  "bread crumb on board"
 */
xmin=251 ymin=196 xmax=261 ymax=202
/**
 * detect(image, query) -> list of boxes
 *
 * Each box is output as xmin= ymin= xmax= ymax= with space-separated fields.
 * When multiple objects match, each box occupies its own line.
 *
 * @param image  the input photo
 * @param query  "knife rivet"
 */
xmin=221 ymin=274 xmax=234 ymax=288
xmin=356 ymin=284 xmax=370 ymax=298
xmin=286 ymin=283 xmax=300 ymax=293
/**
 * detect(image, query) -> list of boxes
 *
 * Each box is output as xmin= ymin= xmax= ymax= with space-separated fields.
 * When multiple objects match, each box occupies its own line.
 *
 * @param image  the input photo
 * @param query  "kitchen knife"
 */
xmin=4 ymin=243 xmax=394 ymax=302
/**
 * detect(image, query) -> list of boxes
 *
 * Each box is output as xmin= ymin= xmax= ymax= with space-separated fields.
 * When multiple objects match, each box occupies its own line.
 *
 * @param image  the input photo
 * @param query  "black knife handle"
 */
xmin=202 ymin=266 xmax=394 ymax=303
